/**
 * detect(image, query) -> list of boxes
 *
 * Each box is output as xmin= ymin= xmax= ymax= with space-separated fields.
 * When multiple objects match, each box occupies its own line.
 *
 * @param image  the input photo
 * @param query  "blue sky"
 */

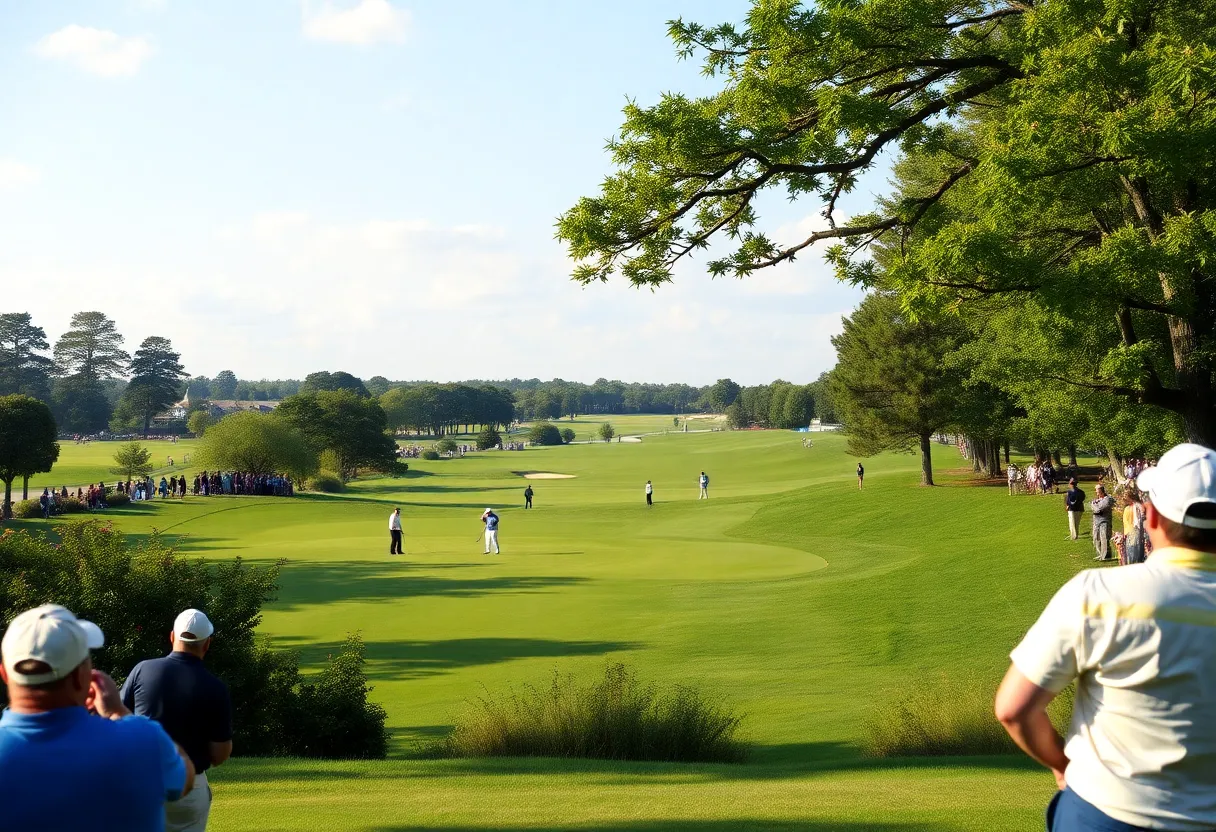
xmin=0 ymin=0 xmax=876 ymax=385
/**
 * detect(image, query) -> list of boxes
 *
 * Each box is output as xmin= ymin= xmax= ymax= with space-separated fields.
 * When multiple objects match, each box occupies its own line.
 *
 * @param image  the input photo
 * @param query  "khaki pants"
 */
xmin=167 ymin=772 xmax=211 ymax=832
xmin=1067 ymin=511 xmax=1080 ymax=540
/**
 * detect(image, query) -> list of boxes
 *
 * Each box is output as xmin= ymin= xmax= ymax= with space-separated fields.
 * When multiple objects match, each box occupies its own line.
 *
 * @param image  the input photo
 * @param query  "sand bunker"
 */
xmin=515 ymin=472 xmax=577 ymax=479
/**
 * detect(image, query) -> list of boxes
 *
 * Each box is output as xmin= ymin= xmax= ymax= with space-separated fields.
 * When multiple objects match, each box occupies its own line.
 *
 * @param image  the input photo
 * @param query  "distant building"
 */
xmin=151 ymin=392 xmax=192 ymax=428
xmin=207 ymin=400 xmax=280 ymax=417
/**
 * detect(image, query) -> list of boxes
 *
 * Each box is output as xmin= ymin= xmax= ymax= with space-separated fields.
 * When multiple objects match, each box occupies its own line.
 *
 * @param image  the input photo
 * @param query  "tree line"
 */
xmin=556 ymin=0 xmax=1212 ymax=482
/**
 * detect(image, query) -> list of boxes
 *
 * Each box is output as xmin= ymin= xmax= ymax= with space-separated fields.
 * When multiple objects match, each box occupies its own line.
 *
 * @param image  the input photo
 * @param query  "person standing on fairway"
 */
xmin=389 ymin=508 xmax=404 ymax=555
xmin=995 ymin=442 xmax=1216 ymax=832
xmin=523 ymin=485 xmax=534 ymax=509
xmin=481 ymin=508 xmax=500 ymax=555
xmin=1064 ymin=478 xmax=1086 ymax=541
xmin=857 ymin=463 xmax=865 ymax=490
xmin=698 ymin=471 xmax=709 ymax=500
xmin=645 ymin=480 xmax=653 ymax=507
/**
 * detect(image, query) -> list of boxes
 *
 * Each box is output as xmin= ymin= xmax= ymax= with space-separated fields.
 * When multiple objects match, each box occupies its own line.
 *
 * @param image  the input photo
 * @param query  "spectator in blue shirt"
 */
xmin=123 ymin=609 xmax=232 ymax=832
xmin=0 ymin=604 xmax=194 ymax=832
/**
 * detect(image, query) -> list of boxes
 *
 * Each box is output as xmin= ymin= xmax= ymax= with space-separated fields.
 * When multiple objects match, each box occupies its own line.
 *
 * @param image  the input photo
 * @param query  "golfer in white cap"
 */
xmin=995 ymin=443 xmax=1216 ymax=831
xmin=0 ymin=605 xmax=194 ymax=831
xmin=481 ymin=507 xmax=500 ymax=555
xmin=122 ymin=609 xmax=232 ymax=832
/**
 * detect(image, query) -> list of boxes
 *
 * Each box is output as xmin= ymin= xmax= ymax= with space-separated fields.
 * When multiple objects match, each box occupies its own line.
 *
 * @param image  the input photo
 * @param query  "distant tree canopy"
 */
xmin=0 ymin=395 xmax=59 ymax=518
xmin=381 ymin=384 xmax=515 ymax=436
xmin=528 ymin=423 xmax=564 ymax=447
xmin=727 ymin=381 xmax=817 ymax=430
xmin=120 ymin=336 xmax=187 ymax=435
xmin=197 ymin=412 xmax=318 ymax=479
xmin=300 ymin=371 xmax=371 ymax=398
xmin=276 ymin=390 xmax=396 ymax=480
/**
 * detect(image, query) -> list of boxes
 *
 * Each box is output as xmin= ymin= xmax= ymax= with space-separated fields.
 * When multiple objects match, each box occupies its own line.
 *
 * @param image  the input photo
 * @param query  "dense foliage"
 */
xmin=0 ymin=522 xmax=388 ymax=758
xmin=276 ymin=390 xmax=397 ymax=480
xmin=381 ymin=384 xmax=514 ymax=436
xmin=528 ymin=423 xmax=564 ymax=446
xmin=0 ymin=395 xmax=60 ymax=518
xmin=196 ymin=411 xmax=319 ymax=480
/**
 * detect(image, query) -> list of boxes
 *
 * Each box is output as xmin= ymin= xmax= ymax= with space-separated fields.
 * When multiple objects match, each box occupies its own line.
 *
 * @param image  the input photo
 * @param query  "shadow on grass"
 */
xmin=288 ymin=637 xmax=641 ymax=680
xmin=271 ymin=562 xmax=588 ymax=609
xmin=370 ymin=822 xmax=934 ymax=831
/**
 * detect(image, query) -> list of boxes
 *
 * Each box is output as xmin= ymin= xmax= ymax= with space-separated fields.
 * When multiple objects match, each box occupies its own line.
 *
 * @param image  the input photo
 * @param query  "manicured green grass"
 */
xmin=11 ymin=426 xmax=1095 ymax=830
xmin=26 ymin=438 xmax=200 ymax=491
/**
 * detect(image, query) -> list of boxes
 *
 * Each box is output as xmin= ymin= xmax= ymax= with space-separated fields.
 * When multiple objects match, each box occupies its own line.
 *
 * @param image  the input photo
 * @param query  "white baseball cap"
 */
xmin=483 ymin=508 xmax=493 ymax=514
xmin=1137 ymin=443 xmax=1216 ymax=529
xmin=173 ymin=609 xmax=214 ymax=643
xmin=2 ymin=604 xmax=105 ymax=685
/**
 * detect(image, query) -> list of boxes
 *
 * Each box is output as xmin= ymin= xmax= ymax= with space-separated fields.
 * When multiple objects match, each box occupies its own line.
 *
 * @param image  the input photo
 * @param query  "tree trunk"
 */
xmin=988 ymin=440 xmax=1002 ymax=477
xmin=1053 ymin=449 xmax=1063 ymax=466
xmin=1068 ymin=445 xmax=1078 ymax=467
xmin=2 ymin=478 xmax=12 ymax=519
xmin=919 ymin=433 xmax=935 ymax=486
xmin=22 ymin=475 xmax=29 ymax=501
xmin=1106 ymin=448 xmax=1124 ymax=481
xmin=1004 ymin=441 xmax=1010 ymax=464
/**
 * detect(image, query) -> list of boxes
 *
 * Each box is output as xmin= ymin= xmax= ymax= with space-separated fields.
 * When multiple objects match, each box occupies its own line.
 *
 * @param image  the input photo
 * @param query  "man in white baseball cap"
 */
xmin=123 ymin=609 xmax=232 ymax=832
xmin=481 ymin=507 xmax=500 ymax=555
xmin=0 ymin=604 xmax=194 ymax=831
xmin=995 ymin=442 xmax=1216 ymax=831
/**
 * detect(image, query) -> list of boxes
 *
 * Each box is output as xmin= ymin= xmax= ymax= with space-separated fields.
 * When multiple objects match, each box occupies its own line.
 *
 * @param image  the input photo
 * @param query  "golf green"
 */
xmin=18 ymin=420 xmax=1094 ymax=830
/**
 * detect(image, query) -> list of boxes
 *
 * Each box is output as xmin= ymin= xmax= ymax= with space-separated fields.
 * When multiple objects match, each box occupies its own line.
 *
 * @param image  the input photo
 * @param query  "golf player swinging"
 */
xmin=481 ymin=508 xmax=500 ymax=555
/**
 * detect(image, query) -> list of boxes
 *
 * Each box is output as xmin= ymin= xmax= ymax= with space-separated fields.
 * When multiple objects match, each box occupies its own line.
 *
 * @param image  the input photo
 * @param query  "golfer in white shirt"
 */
xmin=388 ymin=508 xmax=403 ymax=555
xmin=995 ymin=443 xmax=1216 ymax=831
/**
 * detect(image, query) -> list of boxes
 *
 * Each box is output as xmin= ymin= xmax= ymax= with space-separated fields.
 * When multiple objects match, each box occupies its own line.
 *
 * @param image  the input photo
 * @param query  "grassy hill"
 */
xmin=9 ymin=418 xmax=1094 ymax=830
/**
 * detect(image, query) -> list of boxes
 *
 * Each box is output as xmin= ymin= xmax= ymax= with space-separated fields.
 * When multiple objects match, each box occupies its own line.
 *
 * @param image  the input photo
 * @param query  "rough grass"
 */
xmin=430 ymin=662 xmax=746 ymax=763
xmin=864 ymin=677 xmax=1075 ymax=758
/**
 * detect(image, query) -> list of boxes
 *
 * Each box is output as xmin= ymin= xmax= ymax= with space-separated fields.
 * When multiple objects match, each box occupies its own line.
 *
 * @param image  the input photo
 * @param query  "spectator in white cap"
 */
xmin=481 ymin=507 xmax=500 ymax=555
xmin=0 ymin=604 xmax=194 ymax=832
xmin=995 ymin=442 xmax=1216 ymax=832
xmin=122 ymin=609 xmax=232 ymax=832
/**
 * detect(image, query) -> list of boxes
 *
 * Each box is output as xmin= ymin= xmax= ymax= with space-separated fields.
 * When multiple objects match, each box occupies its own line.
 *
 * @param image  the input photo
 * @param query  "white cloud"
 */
xmin=302 ymin=0 xmax=410 ymax=45
xmin=33 ymin=25 xmax=154 ymax=77
xmin=0 ymin=159 xmax=41 ymax=190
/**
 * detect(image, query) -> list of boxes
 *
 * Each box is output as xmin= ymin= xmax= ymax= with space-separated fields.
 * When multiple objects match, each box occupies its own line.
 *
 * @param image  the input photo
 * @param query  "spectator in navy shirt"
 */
xmin=0 ymin=604 xmax=193 ymax=832
xmin=122 ymin=609 xmax=232 ymax=832
xmin=1064 ymin=478 xmax=1086 ymax=541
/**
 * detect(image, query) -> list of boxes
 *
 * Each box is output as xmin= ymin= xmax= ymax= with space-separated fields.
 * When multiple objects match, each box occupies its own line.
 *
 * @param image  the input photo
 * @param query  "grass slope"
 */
xmin=11 ymin=420 xmax=1094 ymax=830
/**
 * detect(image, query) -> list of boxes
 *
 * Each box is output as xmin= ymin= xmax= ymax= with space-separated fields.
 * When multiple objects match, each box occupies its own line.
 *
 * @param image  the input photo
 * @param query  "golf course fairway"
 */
xmin=15 ymin=421 xmax=1092 ymax=831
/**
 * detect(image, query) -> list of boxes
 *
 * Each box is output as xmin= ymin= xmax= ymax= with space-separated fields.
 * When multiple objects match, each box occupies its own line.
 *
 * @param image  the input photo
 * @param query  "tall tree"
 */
xmin=0 ymin=313 xmax=54 ymax=401
xmin=707 ymin=379 xmax=741 ymax=412
xmin=109 ymin=442 xmax=154 ymax=482
xmin=53 ymin=311 xmax=129 ymax=381
xmin=212 ymin=370 xmax=239 ymax=399
xmin=365 ymin=375 xmax=392 ymax=397
xmin=121 ymin=336 xmax=187 ymax=435
xmin=831 ymin=294 xmax=967 ymax=486
xmin=276 ymin=390 xmax=396 ymax=479
xmin=197 ymin=412 xmax=317 ymax=480
xmin=0 ymin=395 xmax=59 ymax=518
xmin=557 ymin=0 xmax=1216 ymax=442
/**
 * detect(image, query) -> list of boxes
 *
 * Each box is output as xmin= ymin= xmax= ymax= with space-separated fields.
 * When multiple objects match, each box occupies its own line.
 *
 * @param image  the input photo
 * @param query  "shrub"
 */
xmin=528 ymin=423 xmax=563 ymax=446
xmin=476 ymin=426 xmax=501 ymax=451
xmin=421 ymin=450 xmax=441 ymax=461
xmin=863 ymin=676 xmax=1073 ymax=758
xmin=309 ymin=472 xmax=345 ymax=493
xmin=435 ymin=438 xmax=458 ymax=455
xmin=105 ymin=492 xmax=131 ymax=507
xmin=12 ymin=499 xmax=41 ymax=519
xmin=599 ymin=422 xmax=616 ymax=442
xmin=59 ymin=497 xmax=86 ymax=514
xmin=430 ymin=662 xmax=746 ymax=763
xmin=0 ymin=521 xmax=388 ymax=759
xmin=560 ymin=428 xmax=576 ymax=445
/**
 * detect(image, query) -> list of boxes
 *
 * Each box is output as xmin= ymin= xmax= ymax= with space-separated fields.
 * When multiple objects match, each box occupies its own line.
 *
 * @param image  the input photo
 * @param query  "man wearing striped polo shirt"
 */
xmin=995 ymin=443 xmax=1216 ymax=832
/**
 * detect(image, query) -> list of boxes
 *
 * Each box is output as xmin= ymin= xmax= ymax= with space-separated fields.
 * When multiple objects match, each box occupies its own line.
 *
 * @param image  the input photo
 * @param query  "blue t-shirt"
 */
xmin=122 ymin=652 xmax=232 ymax=775
xmin=484 ymin=512 xmax=499 ymax=531
xmin=0 ymin=706 xmax=186 ymax=832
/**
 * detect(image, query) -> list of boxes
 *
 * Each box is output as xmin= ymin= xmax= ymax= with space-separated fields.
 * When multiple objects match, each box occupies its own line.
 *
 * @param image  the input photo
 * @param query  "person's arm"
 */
xmin=995 ymin=665 xmax=1068 ymax=789
xmin=210 ymin=740 xmax=233 ymax=766
xmin=209 ymin=686 xmax=234 ymax=767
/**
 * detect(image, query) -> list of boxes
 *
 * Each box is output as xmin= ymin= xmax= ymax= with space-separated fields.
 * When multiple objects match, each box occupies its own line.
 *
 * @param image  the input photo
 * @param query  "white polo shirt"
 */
xmin=1011 ymin=547 xmax=1216 ymax=830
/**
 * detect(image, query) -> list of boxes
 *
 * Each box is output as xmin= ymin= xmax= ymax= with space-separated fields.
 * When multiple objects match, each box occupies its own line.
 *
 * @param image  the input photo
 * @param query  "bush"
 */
xmin=429 ymin=662 xmax=746 ymax=763
xmin=59 ymin=497 xmax=86 ymax=514
xmin=421 ymin=450 xmax=441 ymax=461
xmin=560 ymin=428 xmax=576 ymax=445
xmin=599 ymin=422 xmax=616 ymax=442
xmin=528 ymin=423 xmax=563 ymax=447
xmin=0 ymin=521 xmax=388 ymax=759
xmin=436 ymin=438 xmax=458 ymax=455
xmin=309 ymin=472 xmax=345 ymax=493
xmin=105 ymin=492 xmax=131 ymax=507
xmin=863 ymin=676 xmax=1073 ymax=758
xmin=476 ymin=426 xmax=501 ymax=451
xmin=12 ymin=499 xmax=41 ymax=519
